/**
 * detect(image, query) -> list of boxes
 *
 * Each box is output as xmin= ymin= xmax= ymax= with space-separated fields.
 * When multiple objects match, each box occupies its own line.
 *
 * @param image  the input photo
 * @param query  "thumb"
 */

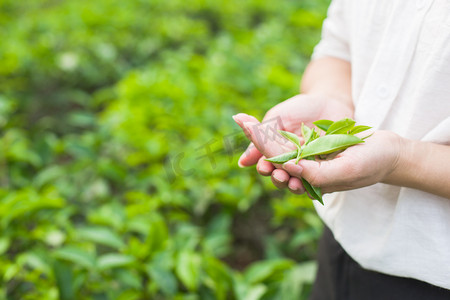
xmin=242 ymin=121 xmax=293 ymax=159
xmin=233 ymin=113 xmax=263 ymax=167
xmin=298 ymin=157 xmax=354 ymax=187
xmin=238 ymin=142 xmax=262 ymax=167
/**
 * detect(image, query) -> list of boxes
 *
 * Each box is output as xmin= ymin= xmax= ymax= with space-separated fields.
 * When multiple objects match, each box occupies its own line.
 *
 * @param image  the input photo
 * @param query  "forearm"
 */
xmin=385 ymin=137 xmax=450 ymax=199
xmin=301 ymin=56 xmax=354 ymax=113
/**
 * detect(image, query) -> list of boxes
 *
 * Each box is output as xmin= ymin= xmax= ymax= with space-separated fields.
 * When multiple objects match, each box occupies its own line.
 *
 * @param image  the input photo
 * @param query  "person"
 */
xmin=233 ymin=0 xmax=450 ymax=299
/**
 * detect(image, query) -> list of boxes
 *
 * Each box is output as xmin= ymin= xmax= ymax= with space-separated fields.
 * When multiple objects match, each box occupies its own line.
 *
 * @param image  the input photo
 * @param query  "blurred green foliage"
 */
xmin=0 ymin=0 xmax=330 ymax=299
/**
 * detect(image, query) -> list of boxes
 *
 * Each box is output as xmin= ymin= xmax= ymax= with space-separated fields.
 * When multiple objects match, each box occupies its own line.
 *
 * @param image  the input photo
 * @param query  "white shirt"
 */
xmin=312 ymin=0 xmax=450 ymax=289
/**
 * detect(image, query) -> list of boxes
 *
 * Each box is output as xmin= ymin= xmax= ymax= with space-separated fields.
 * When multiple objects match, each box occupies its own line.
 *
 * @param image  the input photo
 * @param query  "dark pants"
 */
xmin=309 ymin=226 xmax=450 ymax=300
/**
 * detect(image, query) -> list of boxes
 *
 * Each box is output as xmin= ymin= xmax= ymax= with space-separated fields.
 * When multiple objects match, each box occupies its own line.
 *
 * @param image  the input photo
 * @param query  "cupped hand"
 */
xmin=233 ymin=94 xmax=353 ymax=194
xmin=282 ymin=130 xmax=403 ymax=193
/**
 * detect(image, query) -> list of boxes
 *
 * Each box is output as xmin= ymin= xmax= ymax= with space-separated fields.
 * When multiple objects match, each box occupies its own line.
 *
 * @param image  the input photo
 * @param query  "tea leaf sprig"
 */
xmin=265 ymin=118 xmax=372 ymax=205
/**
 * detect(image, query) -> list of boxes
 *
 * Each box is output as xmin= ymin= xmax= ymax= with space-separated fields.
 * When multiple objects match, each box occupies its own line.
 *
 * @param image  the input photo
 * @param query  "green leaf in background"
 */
xmin=97 ymin=253 xmax=135 ymax=270
xmin=176 ymin=250 xmax=202 ymax=292
xmin=34 ymin=165 xmax=65 ymax=188
xmin=279 ymin=261 xmax=317 ymax=300
xmin=147 ymin=264 xmax=178 ymax=297
xmin=244 ymin=284 xmax=267 ymax=300
xmin=244 ymin=259 xmax=294 ymax=284
xmin=0 ymin=187 xmax=64 ymax=228
xmin=53 ymin=261 xmax=76 ymax=300
xmin=0 ymin=237 xmax=10 ymax=255
xmin=77 ymin=226 xmax=125 ymax=249
xmin=53 ymin=246 xmax=96 ymax=269
xmin=0 ymin=0 xmax=331 ymax=297
xmin=116 ymin=269 xmax=142 ymax=290
xmin=17 ymin=251 xmax=52 ymax=275
xmin=204 ymin=213 xmax=232 ymax=258
xmin=202 ymin=256 xmax=232 ymax=300
xmin=146 ymin=214 xmax=169 ymax=255
xmin=233 ymin=275 xmax=268 ymax=300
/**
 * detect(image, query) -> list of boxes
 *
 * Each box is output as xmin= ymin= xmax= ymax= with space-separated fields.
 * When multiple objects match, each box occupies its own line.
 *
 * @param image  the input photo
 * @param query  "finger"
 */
xmin=282 ymin=161 xmax=303 ymax=177
xmin=271 ymin=169 xmax=290 ymax=189
xmin=287 ymin=176 xmax=305 ymax=194
xmin=242 ymin=121 xmax=293 ymax=159
xmin=283 ymin=160 xmax=352 ymax=195
xmin=298 ymin=157 xmax=355 ymax=187
xmin=232 ymin=114 xmax=264 ymax=167
xmin=233 ymin=113 xmax=261 ymax=142
xmin=257 ymin=156 xmax=274 ymax=176
xmin=238 ymin=142 xmax=262 ymax=167
xmin=232 ymin=113 xmax=260 ymax=129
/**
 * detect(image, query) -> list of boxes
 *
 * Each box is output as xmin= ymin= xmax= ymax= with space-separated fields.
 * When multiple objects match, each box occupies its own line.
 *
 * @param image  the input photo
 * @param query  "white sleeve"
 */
xmin=312 ymin=0 xmax=351 ymax=62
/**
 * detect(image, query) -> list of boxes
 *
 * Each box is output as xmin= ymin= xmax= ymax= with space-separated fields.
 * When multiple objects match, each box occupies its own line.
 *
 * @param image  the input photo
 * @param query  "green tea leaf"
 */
xmin=176 ymin=250 xmax=201 ymax=291
xmin=77 ymin=226 xmax=125 ymax=249
xmin=97 ymin=254 xmax=135 ymax=270
xmin=0 ymin=237 xmax=10 ymax=255
xmin=116 ymin=269 xmax=142 ymax=290
xmin=278 ymin=130 xmax=301 ymax=148
xmin=279 ymin=261 xmax=318 ymax=300
xmin=313 ymin=119 xmax=333 ymax=132
xmin=361 ymin=132 xmax=374 ymax=140
xmin=301 ymin=123 xmax=313 ymax=145
xmin=244 ymin=284 xmax=267 ymax=300
xmin=311 ymin=128 xmax=320 ymax=141
xmin=147 ymin=264 xmax=178 ymax=297
xmin=300 ymin=134 xmax=363 ymax=159
xmin=301 ymin=178 xmax=323 ymax=205
xmin=265 ymin=150 xmax=298 ymax=164
xmin=244 ymin=259 xmax=294 ymax=284
xmin=348 ymin=125 xmax=372 ymax=135
xmin=326 ymin=118 xmax=356 ymax=135
xmin=295 ymin=149 xmax=302 ymax=164
xmin=53 ymin=247 xmax=96 ymax=269
xmin=53 ymin=261 xmax=75 ymax=300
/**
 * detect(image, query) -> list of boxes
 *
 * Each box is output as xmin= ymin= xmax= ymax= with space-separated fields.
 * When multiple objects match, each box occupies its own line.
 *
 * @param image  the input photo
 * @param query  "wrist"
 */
xmin=382 ymin=134 xmax=450 ymax=198
xmin=383 ymin=134 xmax=420 ymax=188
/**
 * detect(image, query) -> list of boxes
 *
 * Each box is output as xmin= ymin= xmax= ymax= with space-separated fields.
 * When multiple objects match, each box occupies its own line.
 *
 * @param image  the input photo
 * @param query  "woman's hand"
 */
xmin=282 ymin=131 xmax=403 ymax=194
xmin=236 ymin=115 xmax=450 ymax=200
xmin=233 ymin=93 xmax=353 ymax=194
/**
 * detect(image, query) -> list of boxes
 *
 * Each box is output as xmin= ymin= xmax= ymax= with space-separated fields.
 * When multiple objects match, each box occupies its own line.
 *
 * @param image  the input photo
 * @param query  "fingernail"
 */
xmin=237 ymin=159 xmax=245 ymax=168
xmin=258 ymin=165 xmax=270 ymax=173
xmin=273 ymin=174 xmax=283 ymax=182
xmin=237 ymin=152 xmax=249 ymax=168
xmin=288 ymin=180 xmax=300 ymax=191
xmin=232 ymin=113 xmax=252 ymax=125
xmin=289 ymin=185 xmax=299 ymax=192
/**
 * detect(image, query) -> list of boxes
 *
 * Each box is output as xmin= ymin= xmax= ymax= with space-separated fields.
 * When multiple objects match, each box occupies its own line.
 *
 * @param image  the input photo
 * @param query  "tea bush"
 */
xmin=0 ymin=0 xmax=329 ymax=299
